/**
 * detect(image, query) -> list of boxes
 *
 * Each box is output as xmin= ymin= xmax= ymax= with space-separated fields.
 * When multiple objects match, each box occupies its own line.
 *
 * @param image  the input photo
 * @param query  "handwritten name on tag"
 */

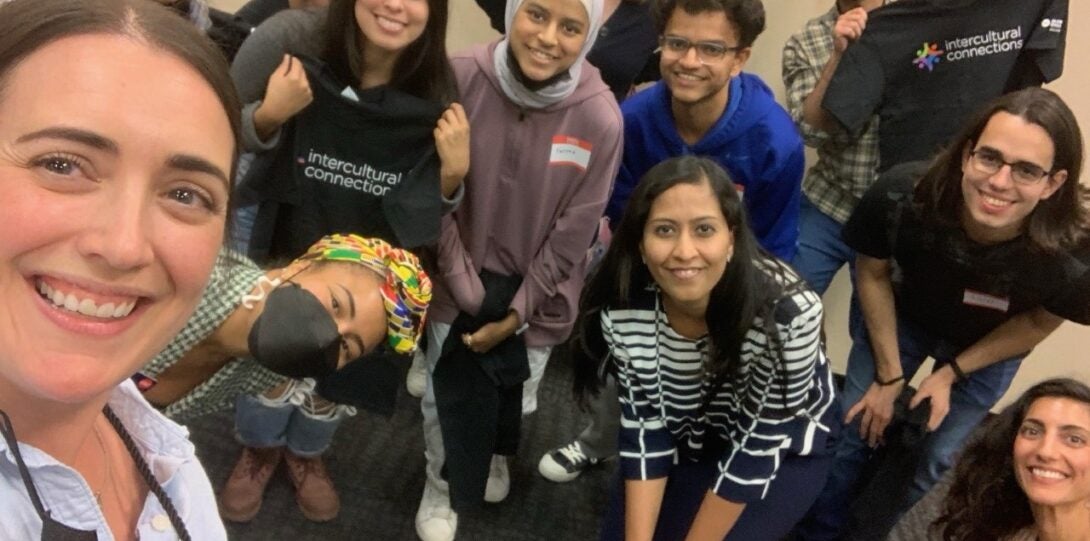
xmin=549 ymin=135 xmax=593 ymax=170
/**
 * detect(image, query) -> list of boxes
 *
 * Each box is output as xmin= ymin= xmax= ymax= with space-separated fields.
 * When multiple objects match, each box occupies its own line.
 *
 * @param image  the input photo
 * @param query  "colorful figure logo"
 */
xmin=913 ymin=42 xmax=943 ymax=72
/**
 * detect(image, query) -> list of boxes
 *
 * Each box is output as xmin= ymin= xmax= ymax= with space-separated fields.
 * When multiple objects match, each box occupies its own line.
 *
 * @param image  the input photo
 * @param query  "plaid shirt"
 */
xmin=142 ymin=248 xmax=285 ymax=422
xmin=782 ymin=6 xmax=881 ymax=224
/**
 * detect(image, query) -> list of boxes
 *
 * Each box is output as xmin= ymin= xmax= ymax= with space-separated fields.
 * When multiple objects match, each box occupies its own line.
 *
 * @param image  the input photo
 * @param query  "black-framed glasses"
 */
xmin=968 ymin=148 xmax=1053 ymax=185
xmin=657 ymin=35 xmax=742 ymax=63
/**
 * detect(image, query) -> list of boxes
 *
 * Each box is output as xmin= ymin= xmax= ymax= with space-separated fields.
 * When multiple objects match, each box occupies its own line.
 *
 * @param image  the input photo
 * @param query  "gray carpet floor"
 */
xmin=185 ymin=355 xmax=615 ymax=540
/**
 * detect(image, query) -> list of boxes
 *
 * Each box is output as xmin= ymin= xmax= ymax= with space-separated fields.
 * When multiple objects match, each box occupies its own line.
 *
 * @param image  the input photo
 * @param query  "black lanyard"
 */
xmin=0 ymin=409 xmax=98 ymax=540
xmin=0 ymin=407 xmax=192 ymax=540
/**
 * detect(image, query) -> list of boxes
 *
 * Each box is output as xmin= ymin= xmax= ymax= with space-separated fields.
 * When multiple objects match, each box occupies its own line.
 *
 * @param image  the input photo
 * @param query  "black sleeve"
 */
xmin=1041 ymin=248 xmax=1090 ymax=324
xmin=821 ymin=35 xmax=885 ymax=135
xmin=842 ymin=163 xmax=921 ymax=259
xmin=474 ymin=0 xmax=507 ymax=34
xmin=1006 ymin=0 xmax=1068 ymax=90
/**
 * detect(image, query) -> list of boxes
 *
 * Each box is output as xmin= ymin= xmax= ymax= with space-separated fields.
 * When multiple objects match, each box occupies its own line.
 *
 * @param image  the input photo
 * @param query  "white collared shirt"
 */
xmin=0 ymin=380 xmax=226 ymax=540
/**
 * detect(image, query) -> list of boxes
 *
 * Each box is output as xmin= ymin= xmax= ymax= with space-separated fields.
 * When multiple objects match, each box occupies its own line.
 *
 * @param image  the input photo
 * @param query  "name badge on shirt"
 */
xmin=549 ymin=135 xmax=593 ymax=171
xmin=963 ymin=289 xmax=1010 ymax=313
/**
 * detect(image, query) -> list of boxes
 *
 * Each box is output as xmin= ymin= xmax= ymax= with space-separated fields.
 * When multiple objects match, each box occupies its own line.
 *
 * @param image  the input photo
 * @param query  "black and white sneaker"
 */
xmin=538 ymin=441 xmax=600 ymax=482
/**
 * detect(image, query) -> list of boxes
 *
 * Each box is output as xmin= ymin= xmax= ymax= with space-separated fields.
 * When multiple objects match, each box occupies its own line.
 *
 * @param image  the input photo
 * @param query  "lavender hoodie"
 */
xmin=431 ymin=41 xmax=623 ymax=347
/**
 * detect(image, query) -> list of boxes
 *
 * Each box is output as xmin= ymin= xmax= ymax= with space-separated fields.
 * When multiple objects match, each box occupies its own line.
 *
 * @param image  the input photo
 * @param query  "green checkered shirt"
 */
xmin=782 ymin=6 xmax=881 ymax=224
xmin=142 ymin=248 xmax=285 ymax=422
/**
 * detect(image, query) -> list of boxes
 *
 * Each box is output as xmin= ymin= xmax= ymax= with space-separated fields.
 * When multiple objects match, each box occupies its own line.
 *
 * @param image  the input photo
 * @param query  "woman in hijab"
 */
xmin=413 ymin=0 xmax=622 ymax=539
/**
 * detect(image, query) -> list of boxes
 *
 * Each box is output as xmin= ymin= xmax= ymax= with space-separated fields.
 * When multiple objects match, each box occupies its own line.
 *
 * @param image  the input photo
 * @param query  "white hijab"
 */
xmin=492 ymin=0 xmax=604 ymax=109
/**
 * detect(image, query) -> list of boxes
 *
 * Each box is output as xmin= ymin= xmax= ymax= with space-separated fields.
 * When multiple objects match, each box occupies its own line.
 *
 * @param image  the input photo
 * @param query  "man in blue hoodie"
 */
xmin=538 ymin=0 xmax=806 ymax=485
xmin=603 ymin=0 xmax=804 ymax=261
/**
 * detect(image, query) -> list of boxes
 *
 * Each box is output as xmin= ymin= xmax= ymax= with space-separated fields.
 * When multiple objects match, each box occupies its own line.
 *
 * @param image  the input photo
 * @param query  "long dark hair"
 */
xmin=0 ymin=0 xmax=241 ymax=179
xmin=573 ymin=156 xmax=796 ymax=400
xmin=322 ymin=0 xmax=457 ymax=104
xmin=914 ymin=87 xmax=1087 ymax=253
xmin=935 ymin=378 xmax=1090 ymax=541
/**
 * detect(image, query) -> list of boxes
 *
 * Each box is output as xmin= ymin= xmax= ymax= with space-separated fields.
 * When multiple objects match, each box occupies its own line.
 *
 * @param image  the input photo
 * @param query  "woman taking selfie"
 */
xmin=0 ymin=0 xmax=240 ymax=539
xmin=935 ymin=378 xmax=1090 ymax=541
xmin=575 ymin=156 xmax=838 ymax=540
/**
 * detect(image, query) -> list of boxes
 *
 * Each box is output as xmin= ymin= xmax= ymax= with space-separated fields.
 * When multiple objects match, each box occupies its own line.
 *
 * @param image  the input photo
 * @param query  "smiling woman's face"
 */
xmin=509 ymin=0 xmax=590 ymax=81
xmin=0 ymin=34 xmax=234 ymax=404
xmin=1013 ymin=396 xmax=1090 ymax=511
xmin=639 ymin=179 xmax=734 ymax=316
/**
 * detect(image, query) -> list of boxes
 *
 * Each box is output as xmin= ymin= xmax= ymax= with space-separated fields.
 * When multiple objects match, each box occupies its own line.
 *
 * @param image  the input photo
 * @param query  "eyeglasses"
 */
xmin=658 ymin=35 xmax=742 ymax=63
xmin=968 ymin=148 xmax=1053 ymax=185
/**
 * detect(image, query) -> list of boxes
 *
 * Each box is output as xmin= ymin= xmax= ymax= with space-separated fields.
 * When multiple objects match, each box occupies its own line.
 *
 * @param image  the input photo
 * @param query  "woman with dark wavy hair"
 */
xmin=935 ymin=378 xmax=1090 ymax=541
xmin=573 ymin=156 xmax=839 ymax=540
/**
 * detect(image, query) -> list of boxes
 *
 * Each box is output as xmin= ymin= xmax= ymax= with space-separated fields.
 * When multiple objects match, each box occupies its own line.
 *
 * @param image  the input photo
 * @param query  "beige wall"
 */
xmin=210 ymin=0 xmax=1089 ymax=409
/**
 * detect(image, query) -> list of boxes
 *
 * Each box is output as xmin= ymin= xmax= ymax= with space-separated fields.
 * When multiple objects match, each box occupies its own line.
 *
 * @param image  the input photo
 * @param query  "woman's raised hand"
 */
xmin=254 ymin=54 xmax=314 ymax=140
xmin=435 ymin=102 xmax=471 ymax=198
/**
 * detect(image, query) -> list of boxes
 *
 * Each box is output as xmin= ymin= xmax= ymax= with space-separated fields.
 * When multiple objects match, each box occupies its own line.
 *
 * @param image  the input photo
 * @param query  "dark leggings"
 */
xmin=600 ymin=451 xmax=835 ymax=541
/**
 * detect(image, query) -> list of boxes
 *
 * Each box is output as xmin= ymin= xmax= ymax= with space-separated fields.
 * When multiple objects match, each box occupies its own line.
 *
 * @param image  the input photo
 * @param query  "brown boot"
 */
xmin=219 ymin=446 xmax=282 ymax=522
xmin=284 ymin=451 xmax=340 ymax=522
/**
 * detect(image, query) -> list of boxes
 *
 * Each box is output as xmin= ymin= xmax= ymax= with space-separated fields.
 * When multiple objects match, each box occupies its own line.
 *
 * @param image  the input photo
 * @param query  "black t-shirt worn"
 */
xmin=843 ymin=162 xmax=1090 ymax=348
xmin=823 ymin=0 xmax=1067 ymax=171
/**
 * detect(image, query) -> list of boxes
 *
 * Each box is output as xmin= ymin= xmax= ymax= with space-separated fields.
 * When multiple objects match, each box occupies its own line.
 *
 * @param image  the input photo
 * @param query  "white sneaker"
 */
xmin=415 ymin=479 xmax=457 ymax=541
xmin=538 ymin=441 xmax=600 ymax=483
xmin=406 ymin=349 xmax=427 ymax=398
xmin=483 ymin=455 xmax=510 ymax=503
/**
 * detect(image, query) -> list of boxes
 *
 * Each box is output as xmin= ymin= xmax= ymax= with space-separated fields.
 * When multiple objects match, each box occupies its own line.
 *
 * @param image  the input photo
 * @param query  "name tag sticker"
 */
xmin=963 ymin=289 xmax=1010 ymax=313
xmin=549 ymin=135 xmax=593 ymax=171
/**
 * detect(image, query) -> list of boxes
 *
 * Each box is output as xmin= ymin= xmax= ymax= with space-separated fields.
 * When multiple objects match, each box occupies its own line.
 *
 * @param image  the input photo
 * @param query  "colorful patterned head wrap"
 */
xmin=294 ymin=234 xmax=431 ymax=355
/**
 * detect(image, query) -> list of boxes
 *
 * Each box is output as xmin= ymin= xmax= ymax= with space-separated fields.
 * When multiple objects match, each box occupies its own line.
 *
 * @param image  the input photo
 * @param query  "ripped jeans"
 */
xmin=234 ymin=379 xmax=356 ymax=457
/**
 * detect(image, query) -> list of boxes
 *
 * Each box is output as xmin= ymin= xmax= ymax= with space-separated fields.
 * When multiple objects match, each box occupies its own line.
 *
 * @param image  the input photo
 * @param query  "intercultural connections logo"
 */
xmin=913 ymin=42 xmax=944 ymax=71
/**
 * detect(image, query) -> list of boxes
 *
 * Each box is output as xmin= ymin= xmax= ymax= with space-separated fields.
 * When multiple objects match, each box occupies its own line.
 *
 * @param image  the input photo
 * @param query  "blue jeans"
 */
xmin=227 ymin=203 xmax=258 ymax=254
xmin=234 ymin=392 xmax=343 ymax=457
xmin=796 ymin=310 xmax=1023 ymax=540
xmin=792 ymin=196 xmax=855 ymax=296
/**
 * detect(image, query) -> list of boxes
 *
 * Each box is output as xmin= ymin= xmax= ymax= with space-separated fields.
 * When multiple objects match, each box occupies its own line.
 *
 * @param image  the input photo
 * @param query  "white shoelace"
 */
xmin=557 ymin=442 xmax=588 ymax=465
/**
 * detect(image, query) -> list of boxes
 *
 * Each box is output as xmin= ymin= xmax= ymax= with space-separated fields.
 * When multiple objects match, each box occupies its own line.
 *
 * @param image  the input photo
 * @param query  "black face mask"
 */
xmin=247 ymin=283 xmax=341 ymax=379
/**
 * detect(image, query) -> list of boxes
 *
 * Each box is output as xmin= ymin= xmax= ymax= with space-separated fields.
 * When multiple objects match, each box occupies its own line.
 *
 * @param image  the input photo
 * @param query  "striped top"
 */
xmin=607 ymin=263 xmax=837 ymax=502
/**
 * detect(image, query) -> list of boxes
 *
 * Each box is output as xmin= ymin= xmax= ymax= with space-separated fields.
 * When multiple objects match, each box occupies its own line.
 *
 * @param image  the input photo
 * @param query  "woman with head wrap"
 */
xmin=413 ymin=0 xmax=622 ymax=539
xmin=137 ymin=233 xmax=430 ymax=522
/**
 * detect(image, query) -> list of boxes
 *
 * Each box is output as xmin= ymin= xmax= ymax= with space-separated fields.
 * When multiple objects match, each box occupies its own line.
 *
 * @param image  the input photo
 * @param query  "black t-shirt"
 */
xmin=239 ymin=56 xmax=444 ymax=263
xmin=823 ymin=0 xmax=1067 ymax=171
xmin=843 ymin=162 xmax=1090 ymax=348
